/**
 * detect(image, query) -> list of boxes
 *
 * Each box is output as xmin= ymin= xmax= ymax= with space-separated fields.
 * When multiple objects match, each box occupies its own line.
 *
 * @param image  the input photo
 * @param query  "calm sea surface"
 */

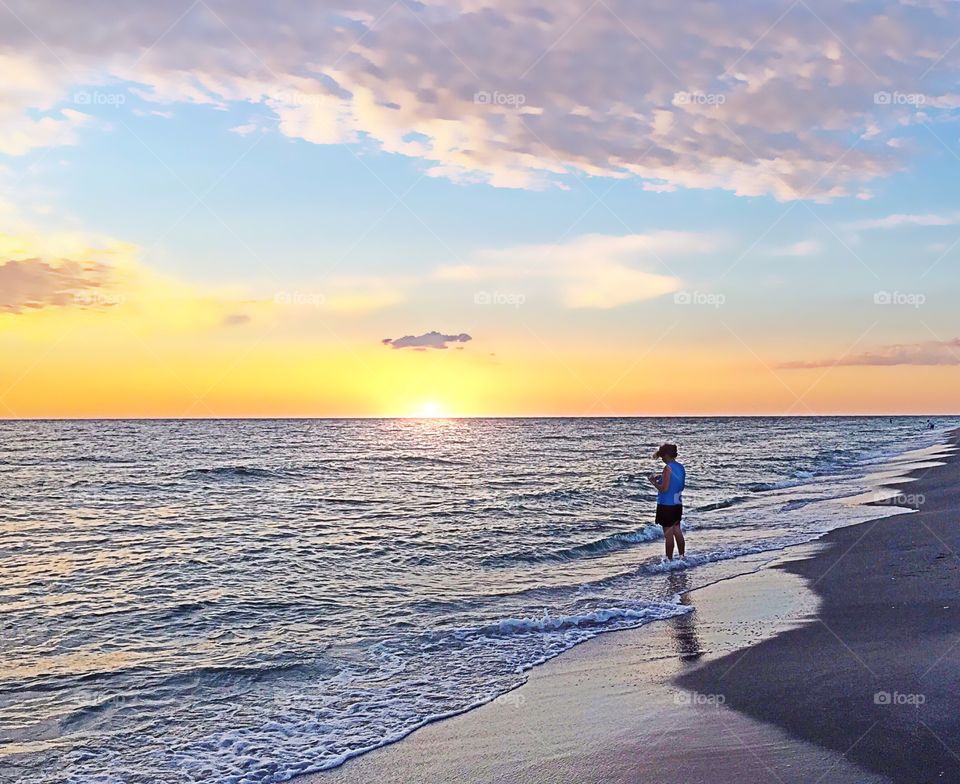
xmin=0 ymin=417 xmax=953 ymax=783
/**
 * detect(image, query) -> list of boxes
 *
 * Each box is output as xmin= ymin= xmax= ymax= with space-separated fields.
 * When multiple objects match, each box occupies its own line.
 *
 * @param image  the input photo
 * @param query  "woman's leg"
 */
xmin=664 ymin=526 xmax=675 ymax=559
xmin=674 ymin=524 xmax=685 ymax=557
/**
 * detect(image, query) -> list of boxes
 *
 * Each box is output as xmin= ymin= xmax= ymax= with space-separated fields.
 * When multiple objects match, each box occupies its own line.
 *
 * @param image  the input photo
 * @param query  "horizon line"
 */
xmin=0 ymin=413 xmax=954 ymax=422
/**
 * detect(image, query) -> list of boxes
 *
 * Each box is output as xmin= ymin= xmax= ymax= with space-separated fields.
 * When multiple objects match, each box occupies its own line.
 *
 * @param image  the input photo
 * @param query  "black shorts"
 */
xmin=655 ymin=503 xmax=683 ymax=528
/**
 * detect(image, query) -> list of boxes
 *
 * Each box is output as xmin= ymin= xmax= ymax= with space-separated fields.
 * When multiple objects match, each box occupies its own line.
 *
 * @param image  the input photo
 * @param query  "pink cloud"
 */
xmin=781 ymin=339 xmax=960 ymax=368
xmin=2 ymin=1 xmax=960 ymax=198
xmin=0 ymin=257 xmax=112 ymax=313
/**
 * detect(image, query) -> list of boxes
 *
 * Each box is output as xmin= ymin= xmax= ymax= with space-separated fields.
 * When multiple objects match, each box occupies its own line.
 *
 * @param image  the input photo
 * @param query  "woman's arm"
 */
xmin=649 ymin=464 xmax=671 ymax=492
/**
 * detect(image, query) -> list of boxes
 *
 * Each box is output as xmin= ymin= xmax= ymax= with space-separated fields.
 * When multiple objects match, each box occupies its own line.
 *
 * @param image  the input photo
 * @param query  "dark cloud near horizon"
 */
xmin=781 ymin=339 xmax=960 ymax=368
xmin=222 ymin=312 xmax=251 ymax=326
xmin=382 ymin=331 xmax=472 ymax=350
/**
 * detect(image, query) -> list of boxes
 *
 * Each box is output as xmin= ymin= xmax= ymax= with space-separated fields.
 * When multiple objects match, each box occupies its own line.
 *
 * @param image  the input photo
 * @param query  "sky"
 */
xmin=2 ymin=0 xmax=960 ymax=418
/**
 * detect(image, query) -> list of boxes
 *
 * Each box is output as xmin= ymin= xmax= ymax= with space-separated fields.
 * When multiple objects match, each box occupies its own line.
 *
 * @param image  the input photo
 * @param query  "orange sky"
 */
xmin=4 ymin=305 xmax=958 ymax=418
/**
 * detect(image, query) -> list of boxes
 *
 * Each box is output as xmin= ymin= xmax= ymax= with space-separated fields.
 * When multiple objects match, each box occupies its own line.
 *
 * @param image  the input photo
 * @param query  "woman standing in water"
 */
xmin=649 ymin=443 xmax=686 ymax=560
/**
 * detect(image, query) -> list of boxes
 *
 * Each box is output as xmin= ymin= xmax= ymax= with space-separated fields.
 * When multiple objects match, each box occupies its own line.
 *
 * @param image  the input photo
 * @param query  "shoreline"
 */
xmin=312 ymin=545 xmax=884 ymax=784
xmin=302 ymin=433 xmax=957 ymax=783
xmin=678 ymin=431 xmax=960 ymax=783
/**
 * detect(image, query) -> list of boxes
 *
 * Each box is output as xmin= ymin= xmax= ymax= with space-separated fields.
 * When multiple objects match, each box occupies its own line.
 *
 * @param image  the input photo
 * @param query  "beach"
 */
xmin=308 ymin=433 xmax=959 ymax=784
xmin=3 ymin=419 xmax=954 ymax=783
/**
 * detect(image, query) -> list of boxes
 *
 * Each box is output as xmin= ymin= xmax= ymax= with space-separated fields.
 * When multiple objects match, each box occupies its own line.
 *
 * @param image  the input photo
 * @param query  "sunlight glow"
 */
xmin=418 ymin=401 xmax=444 ymax=418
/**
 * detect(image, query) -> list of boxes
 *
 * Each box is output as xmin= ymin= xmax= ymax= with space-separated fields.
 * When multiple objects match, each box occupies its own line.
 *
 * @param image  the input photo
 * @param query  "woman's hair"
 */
xmin=656 ymin=443 xmax=678 ymax=459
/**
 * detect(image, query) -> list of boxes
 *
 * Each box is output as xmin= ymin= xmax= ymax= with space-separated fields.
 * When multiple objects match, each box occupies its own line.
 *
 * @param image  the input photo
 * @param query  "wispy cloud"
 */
xmin=781 ymin=339 xmax=960 ymax=368
xmin=437 ymin=231 xmax=715 ymax=309
xmin=845 ymin=212 xmax=960 ymax=231
xmin=228 ymin=123 xmax=259 ymax=136
xmin=768 ymin=240 xmax=821 ymax=257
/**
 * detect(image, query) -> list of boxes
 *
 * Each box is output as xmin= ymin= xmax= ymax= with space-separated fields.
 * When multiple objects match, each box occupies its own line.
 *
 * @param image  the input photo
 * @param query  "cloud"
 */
xmin=133 ymin=108 xmax=173 ymax=119
xmin=0 ymin=257 xmax=112 ymax=312
xmin=437 ymin=231 xmax=712 ymax=308
xmin=229 ymin=122 xmax=259 ymax=136
xmin=845 ymin=212 xmax=960 ymax=231
xmin=221 ymin=312 xmax=251 ymax=326
xmin=0 ymin=52 xmax=96 ymax=155
xmin=768 ymin=240 xmax=821 ymax=257
xmin=781 ymin=338 xmax=960 ymax=368
xmin=0 ymin=108 xmax=92 ymax=156
xmin=382 ymin=331 xmax=472 ymax=350
xmin=0 ymin=222 xmax=250 ymax=330
xmin=2 ymin=1 xmax=960 ymax=197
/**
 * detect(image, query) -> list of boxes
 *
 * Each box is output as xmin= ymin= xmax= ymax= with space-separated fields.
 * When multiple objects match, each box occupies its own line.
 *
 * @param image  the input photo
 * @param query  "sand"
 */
xmin=679 ymin=436 xmax=960 ymax=783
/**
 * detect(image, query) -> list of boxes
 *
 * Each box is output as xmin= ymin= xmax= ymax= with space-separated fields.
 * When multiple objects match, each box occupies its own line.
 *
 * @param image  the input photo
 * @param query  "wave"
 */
xmin=506 ymin=487 xmax=588 ymax=504
xmin=481 ymin=525 xmax=663 ymax=566
xmin=642 ymin=538 xmax=805 ymax=574
xmin=364 ymin=455 xmax=464 ymax=467
xmin=694 ymin=495 xmax=750 ymax=512
xmin=180 ymin=466 xmax=281 ymax=481
xmin=468 ymin=601 xmax=692 ymax=639
xmin=63 ymin=455 xmax=139 ymax=464
xmin=748 ymin=477 xmax=812 ymax=493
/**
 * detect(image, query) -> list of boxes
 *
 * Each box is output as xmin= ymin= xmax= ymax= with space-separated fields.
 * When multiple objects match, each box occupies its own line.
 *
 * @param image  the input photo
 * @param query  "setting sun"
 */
xmin=417 ymin=401 xmax=444 ymax=418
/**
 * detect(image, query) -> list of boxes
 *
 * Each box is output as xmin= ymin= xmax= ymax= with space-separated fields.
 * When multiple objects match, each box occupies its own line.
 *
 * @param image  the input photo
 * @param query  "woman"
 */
xmin=649 ymin=443 xmax=686 ymax=560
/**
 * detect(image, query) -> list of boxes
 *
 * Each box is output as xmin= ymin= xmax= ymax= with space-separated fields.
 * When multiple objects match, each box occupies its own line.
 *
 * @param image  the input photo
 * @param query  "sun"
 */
xmin=418 ymin=401 xmax=444 ymax=418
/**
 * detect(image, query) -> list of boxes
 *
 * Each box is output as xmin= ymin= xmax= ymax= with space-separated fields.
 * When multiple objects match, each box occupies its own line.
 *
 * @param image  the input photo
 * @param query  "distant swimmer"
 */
xmin=928 ymin=420 xmax=935 ymax=430
xmin=649 ymin=443 xmax=686 ymax=560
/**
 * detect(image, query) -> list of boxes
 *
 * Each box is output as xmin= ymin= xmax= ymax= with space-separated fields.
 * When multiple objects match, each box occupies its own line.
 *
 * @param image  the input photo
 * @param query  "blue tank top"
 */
xmin=657 ymin=461 xmax=685 ymax=506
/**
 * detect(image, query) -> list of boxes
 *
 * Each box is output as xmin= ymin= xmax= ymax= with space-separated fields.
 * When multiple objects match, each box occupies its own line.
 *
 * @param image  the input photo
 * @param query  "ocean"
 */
xmin=0 ymin=416 xmax=953 ymax=783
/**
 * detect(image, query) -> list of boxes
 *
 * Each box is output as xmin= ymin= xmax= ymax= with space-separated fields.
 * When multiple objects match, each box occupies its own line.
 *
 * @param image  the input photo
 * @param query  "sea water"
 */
xmin=0 ymin=416 xmax=953 ymax=783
